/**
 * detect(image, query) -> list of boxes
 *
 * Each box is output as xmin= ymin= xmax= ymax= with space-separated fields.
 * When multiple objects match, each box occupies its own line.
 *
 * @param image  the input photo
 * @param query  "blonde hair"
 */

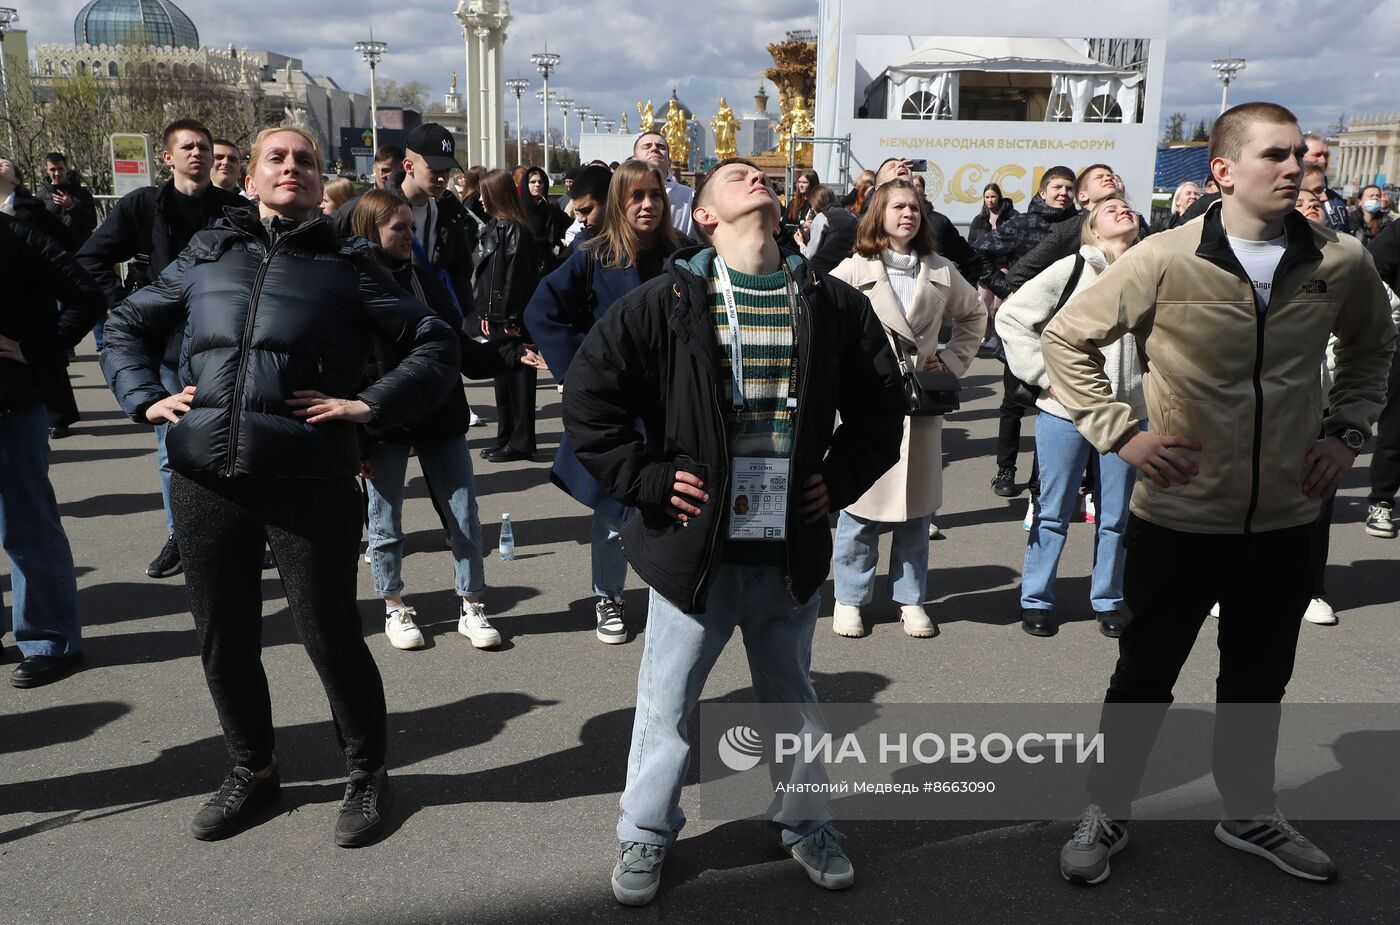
xmin=323 ymin=177 xmax=355 ymax=211
xmin=1080 ymin=193 xmax=1133 ymax=262
xmin=248 ymin=125 xmax=325 ymax=176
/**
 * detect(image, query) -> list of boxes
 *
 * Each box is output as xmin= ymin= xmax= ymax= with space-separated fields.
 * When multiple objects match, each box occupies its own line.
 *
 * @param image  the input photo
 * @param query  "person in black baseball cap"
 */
xmin=406 ymin=123 xmax=462 ymax=173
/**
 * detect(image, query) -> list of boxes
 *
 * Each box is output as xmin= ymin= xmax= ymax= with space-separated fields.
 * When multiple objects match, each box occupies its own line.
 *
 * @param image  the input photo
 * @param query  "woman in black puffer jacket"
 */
xmin=474 ymin=168 xmax=541 ymax=462
xmin=101 ymin=127 xmax=458 ymax=850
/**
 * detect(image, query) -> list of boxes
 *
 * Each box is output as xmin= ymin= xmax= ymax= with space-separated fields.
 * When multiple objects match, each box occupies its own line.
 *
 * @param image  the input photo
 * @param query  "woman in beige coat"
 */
xmin=829 ymin=180 xmax=986 ymax=638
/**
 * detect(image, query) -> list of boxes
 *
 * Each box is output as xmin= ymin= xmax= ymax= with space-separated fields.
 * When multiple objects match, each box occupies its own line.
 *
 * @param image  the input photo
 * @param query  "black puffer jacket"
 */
xmin=562 ymin=247 xmax=906 ymax=613
xmin=473 ymin=217 xmax=539 ymax=327
xmin=974 ymin=194 xmax=1079 ymax=298
xmin=0 ymin=213 xmax=106 ymax=412
xmin=101 ymin=211 xmax=459 ymax=480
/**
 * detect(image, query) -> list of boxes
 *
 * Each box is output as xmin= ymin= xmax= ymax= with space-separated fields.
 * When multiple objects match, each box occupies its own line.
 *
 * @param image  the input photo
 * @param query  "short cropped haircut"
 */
xmin=694 ymin=156 xmax=761 ymax=211
xmin=1074 ymin=163 xmax=1114 ymax=196
xmin=1039 ymin=165 xmax=1076 ymax=192
xmin=374 ymin=145 xmax=405 ymax=164
xmin=1209 ymin=102 xmax=1298 ymax=162
xmin=160 ymin=118 xmax=212 ymax=151
xmin=44 ymin=151 xmax=68 ymax=165
xmin=211 ymin=138 xmax=240 ymax=152
xmin=854 ymin=179 xmax=936 ymax=259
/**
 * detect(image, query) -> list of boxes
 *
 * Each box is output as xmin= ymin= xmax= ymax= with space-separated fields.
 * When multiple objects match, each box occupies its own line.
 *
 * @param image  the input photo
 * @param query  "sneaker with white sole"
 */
xmin=1083 ymin=493 xmax=1097 ymax=524
xmin=1303 ymin=597 xmax=1337 ymax=626
xmin=384 ymin=605 xmax=425 ymax=650
xmin=458 ymin=599 xmax=501 ymax=648
xmin=789 ymin=824 xmax=855 ymax=890
xmin=595 ymin=596 xmax=627 ymax=644
xmin=832 ymin=602 xmax=864 ymax=638
xmin=1060 ymin=803 xmax=1129 ymax=884
xmin=1209 ymin=601 xmax=1220 ymax=619
xmin=1023 ymin=497 xmax=1036 ymax=531
xmin=612 ymin=841 xmax=666 ymax=906
xmin=1365 ymin=501 xmax=1396 ymax=538
xmin=1215 ymin=811 xmax=1337 ymax=881
xmin=899 ymin=603 xmax=939 ymax=638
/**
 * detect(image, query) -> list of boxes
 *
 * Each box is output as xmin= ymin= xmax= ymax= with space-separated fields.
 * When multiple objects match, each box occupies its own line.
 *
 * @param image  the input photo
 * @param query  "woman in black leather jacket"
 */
xmin=101 ymin=127 xmax=459 ymax=849
xmin=351 ymin=188 xmax=507 ymax=653
xmin=474 ymin=168 xmax=541 ymax=462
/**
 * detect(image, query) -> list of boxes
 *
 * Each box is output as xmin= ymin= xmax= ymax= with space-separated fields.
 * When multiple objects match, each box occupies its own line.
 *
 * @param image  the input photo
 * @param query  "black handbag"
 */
xmin=890 ymin=332 xmax=960 ymax=416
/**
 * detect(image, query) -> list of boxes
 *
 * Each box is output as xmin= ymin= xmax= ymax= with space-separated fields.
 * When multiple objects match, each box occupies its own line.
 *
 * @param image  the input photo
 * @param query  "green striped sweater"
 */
xmin=709 ymin=265 xmax=794 ymax=457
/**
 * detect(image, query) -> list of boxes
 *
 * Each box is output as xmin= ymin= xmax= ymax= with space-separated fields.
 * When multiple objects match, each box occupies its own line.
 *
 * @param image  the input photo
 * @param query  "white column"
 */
xmin=463 ymin=30 xmax=480 ymax=166
xmin=490 ymin=31 xmax=506 ymax=168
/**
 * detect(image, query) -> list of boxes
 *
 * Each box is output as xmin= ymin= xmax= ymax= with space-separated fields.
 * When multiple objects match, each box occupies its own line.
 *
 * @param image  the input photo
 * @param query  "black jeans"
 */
xmin=1368 ymin=346 xmax=1400 ymax=503
xmin=171 ymin=472 xmax=386 ymax=774
xmin=996 ymin=364 xmax=1035 ymax=471
xmin=1086 ymin=516 xmax=1311 ymax=819
xmin=493 ymin=357 xmax=538 ymax=456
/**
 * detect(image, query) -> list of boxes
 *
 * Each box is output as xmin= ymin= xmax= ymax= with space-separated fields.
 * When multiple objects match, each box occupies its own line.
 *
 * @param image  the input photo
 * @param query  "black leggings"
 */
xmin=171 ymin=472 xmax=386 ymax=773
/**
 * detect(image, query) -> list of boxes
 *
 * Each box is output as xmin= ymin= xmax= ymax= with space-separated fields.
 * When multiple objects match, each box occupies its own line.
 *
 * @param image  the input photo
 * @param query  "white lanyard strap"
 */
xmin=713 ymin=256 xmax=798 ymax=412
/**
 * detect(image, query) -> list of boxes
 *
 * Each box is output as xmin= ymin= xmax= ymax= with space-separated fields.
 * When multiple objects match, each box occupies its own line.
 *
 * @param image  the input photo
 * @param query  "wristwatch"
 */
xmin=1330 ymin=427 xmax=1365 ymax=454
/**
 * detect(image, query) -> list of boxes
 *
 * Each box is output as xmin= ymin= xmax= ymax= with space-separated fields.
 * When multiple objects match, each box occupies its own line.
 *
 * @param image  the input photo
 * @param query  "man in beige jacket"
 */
xmin=1042 ymin=102 xmax=1395 ymax=886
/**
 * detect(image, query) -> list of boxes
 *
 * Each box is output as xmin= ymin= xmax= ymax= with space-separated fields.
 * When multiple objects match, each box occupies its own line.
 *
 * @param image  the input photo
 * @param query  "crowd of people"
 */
xmin=1 ymin=98 xmax=1397 ymax=904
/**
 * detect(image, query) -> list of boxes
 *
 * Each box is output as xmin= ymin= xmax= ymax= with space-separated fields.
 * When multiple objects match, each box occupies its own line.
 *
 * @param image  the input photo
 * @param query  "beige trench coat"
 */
xmin=829 ymin=251 xmax=986 ymax=522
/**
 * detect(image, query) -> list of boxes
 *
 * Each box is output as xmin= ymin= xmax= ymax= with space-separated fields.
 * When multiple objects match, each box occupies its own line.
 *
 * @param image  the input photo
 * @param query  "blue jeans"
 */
xmin=1022 ymin=411 xmax=1137 ymax=612
xmin=0 ymin=405 xmax=81 ymax=657
xmin=591 ymin=510 xmax=628 ymax=598
xmin=618 ymin=562 xmax=829 ymax=848
xmin=366 ymin=436 xmax=485 ymax=599
xmin=833 ymin=511 xmax=933 ymax=606
xmin=153 ymin=363 xmax=181 ymax=535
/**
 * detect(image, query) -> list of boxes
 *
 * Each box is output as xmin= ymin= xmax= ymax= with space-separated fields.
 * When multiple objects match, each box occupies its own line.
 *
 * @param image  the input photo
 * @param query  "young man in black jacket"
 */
xmin=76 ymin=119 xmax=246 ymax=580
xmin=0 ymin=212 xmax=107 ymax=687
xmin=563 ymin=157 xmax=905 ymax=906
xmin=37 ymin=152 xmax=98 ymax=246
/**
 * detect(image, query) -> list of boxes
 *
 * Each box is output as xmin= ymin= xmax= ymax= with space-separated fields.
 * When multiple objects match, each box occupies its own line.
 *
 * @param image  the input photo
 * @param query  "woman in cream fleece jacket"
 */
xmin=995 ymin=194 xmax=1147 ymax=639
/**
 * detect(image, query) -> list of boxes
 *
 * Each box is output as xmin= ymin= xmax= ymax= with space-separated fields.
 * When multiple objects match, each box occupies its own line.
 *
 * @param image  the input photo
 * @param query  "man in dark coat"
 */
xmin=76 ymin=118 xmax=248 ymax=580
xmin=0 ymin=211 xmax=106 ymax=688
xmin=36 ymin=153 xmax=99 ymax=246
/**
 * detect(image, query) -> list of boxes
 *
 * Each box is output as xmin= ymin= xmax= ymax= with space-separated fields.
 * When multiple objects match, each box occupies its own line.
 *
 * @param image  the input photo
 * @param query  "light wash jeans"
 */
xmin=1021 ymin=411 xmax=1137 ymax=613
xmin=366 ymin=435 xmax=485 ymax=599
xmin=591 ymin=510 xmax=628 ymax=599
xmin=153 ymin=363 xmax=182 ymax=535
xmin=833 ymin=511 xmax=933 ymax=606
xmin=618 ymin=562 xmax=829 ymax=848
xmin=0 ymin=405 xmax=82 ymax=657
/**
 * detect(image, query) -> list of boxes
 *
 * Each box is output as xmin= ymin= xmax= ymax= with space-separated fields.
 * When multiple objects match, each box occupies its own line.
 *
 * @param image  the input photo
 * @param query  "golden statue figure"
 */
xmin=636 ymin=100 xmax=656 ymax=134
xmin=790 ymin=98 xmax=814 ymax=164
xmin=661 ymin=97 xmax=690 ymax=168
xmin=711 ymin=97 xmax=738 ymax=160
xmin=621 ymin=112 xmax=628 ymax=134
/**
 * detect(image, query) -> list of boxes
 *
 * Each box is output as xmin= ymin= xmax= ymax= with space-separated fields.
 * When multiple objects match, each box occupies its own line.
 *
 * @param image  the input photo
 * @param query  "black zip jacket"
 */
xmin=473 ymin=218 xmax=539 ymax=327
xmin=562 ymin=247 xmax=906 ymax=613
xmin=101 ymin=211 xmax=459 ymax=480
xmin=36 ymin=178 xmax=99 ymax=246
xmin=0 ymin=213 xmax=107 ymax=412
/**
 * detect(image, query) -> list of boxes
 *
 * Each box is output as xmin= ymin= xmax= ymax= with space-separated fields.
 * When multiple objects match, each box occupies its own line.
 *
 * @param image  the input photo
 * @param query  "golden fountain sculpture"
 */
xmin=636 ymin=100 xmax=656 ymax=134
xmin=661 ymin=97 xmax=690 ymax=169
xmin=711 ymin=97 xmax=738 ymax=160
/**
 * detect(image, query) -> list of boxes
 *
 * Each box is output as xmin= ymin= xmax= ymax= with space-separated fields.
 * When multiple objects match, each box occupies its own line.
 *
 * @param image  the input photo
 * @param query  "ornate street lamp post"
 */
xmin=530 ymin=49 xmax=561 ymax=175
xmin=354 ymin=35 xmax=388 ymax=156
xmin=505 ymin=76 xmax=529 ymax=166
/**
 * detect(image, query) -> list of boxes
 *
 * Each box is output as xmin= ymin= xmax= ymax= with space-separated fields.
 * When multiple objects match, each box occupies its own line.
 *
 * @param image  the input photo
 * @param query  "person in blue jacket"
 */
xmin=524 ymin=161 xmax=681 ymax=643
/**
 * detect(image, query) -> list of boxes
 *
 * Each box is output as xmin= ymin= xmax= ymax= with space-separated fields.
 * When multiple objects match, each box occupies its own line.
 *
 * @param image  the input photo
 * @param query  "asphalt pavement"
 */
xmin=2 ymin=344 xmax=1398 ymax=924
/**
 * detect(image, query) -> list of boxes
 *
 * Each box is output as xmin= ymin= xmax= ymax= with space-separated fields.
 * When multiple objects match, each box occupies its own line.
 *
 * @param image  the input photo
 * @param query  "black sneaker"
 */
xmin=992 ymin=466 xmax=1019 ymax=498
xmin=1096 ymin=610 xmax=1127 ymax=638
xmin=335 ymin=770 xmax=393 ymax=847
xmin=1021 ymin=608 xmax=1058 ymax=637
xmin=262 ymin=546 xmax=275 ymax=570
xmin=191 ymin=763 xmax=281 ymax=840
xmin=1365 ymin=501 xmax=1396 ymax=538
xmin=146 ymin=534 xmax=182 ymax=578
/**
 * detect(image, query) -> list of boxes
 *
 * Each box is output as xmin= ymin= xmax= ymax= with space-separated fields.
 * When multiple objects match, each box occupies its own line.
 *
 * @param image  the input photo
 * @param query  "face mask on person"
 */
xmin=1363 ymin=199 xmax=1383 ymax=214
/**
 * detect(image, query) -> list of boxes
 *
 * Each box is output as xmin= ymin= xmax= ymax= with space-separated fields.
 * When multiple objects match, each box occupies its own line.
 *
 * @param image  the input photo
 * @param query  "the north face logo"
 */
xmin=1302 ymin=279 xmax=1327 ymax=294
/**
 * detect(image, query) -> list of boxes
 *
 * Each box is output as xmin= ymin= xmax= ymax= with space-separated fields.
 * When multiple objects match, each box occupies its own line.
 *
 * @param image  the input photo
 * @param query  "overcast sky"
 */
xmin=13 ymin=0 xmax=1399 ymax=139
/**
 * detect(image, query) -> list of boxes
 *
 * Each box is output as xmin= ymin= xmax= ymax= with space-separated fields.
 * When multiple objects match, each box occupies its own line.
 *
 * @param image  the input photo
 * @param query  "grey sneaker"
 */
xmin=1060 ymin=804 xmax=1129 ymax=884
xmin=612 ymin=841 xmax=666 ymax=906
xmin=595 ymin=596 xmax=627 ymax=644
xmin=789 ymin=824 xmax=855 ymax=890
xmin=1215 ymin=811 xmax=1338 ymax=881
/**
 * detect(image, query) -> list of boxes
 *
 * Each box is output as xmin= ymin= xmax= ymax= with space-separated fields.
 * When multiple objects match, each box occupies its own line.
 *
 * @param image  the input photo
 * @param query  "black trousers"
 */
xmin=996 ymin=364 xmax=1035 ymax=471
xmin=493 ymin=359 xmax=537 ymax=456
xmin=1086 ymin=516 xmax=1311 ymax=819
xmin=171 ymin=472 xmax=386 ymax=773
xmin=1368 ymin=346 xmax=1400 ymax=503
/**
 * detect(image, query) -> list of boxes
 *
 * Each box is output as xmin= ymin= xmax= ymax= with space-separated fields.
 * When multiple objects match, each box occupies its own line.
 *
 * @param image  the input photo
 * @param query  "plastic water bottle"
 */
xmin=498 ymin=513 xmax=515 ymax=561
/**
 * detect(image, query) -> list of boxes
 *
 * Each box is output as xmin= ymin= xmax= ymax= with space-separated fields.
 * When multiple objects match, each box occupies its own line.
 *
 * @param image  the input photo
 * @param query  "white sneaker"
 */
xmin=928 ymin=521 xmax=941 ymax=540
xmin=1209 ymin=601 xmax=1220 ymax=619
xmin=832 ymin=603 xmax=864 ymax=638
xmin=458 ymin=599 xmax=502 ymax=648
xmin=1083 ymin=494 xmax=1097 ymax=524
xmin=384 ymin=606 xmax=424 ymax=650
xmin=363 ymin=550 xmax=371 ymax=565
xmin=1304 ymin=597 xmax=1337 ymax=626
xmin=1023 ymin=497 xmax=1036 ymax=531
xmin=899 ymin=603 xmax=939 ymax=638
